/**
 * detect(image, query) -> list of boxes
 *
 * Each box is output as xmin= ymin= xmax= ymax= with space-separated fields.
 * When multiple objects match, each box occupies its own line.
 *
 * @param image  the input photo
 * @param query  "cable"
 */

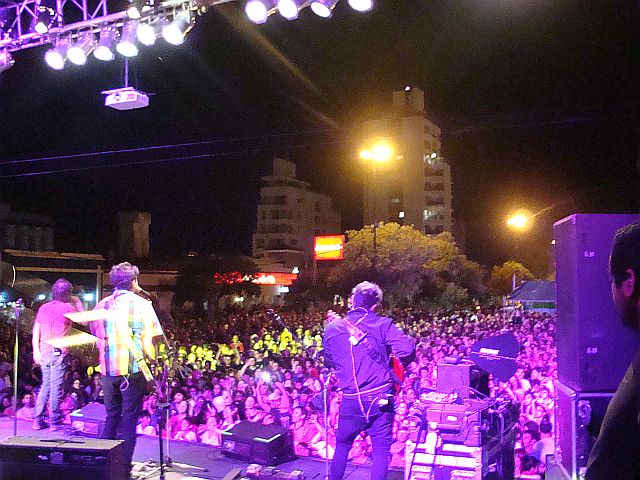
xmin=0 ymin=127 xmax=345 ymax=166
xmin=0 ymin=138 xmax=356 ymax=179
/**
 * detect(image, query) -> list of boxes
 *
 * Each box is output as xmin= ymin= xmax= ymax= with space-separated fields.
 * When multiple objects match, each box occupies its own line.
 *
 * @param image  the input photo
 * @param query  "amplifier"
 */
xmin=221 ymin=421 xmax=294 ymax=465
xmin=70 ymin=402 xmax=107 ymax=437
xmin=0 ymin=436 xmax=126 ymax=480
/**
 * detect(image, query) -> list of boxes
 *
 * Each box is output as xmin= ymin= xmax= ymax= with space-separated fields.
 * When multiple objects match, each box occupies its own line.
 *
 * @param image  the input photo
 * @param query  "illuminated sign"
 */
xmin=252 ymin=273 xmax=298 ymax=286
xmin=314 ymin=235 xmax=345 ymax=261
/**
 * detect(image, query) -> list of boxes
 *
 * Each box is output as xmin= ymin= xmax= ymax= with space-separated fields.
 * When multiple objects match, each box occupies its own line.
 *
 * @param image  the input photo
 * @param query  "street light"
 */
xmin=360 ymin=139 xmax=395 ymax=277
xmin=507 ymin=212 xmax=530 ymax=230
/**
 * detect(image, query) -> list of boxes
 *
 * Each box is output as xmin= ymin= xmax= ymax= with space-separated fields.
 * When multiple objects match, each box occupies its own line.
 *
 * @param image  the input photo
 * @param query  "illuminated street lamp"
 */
xmin=507 ymin=212 xmax=530 ymax=230
xmin=360 ymin=139 xmax=395 ymax=277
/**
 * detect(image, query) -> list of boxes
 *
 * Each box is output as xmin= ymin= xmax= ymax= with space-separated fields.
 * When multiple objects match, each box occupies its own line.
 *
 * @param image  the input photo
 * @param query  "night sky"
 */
xmin=1 ymin=0 xmax=639 ymax=273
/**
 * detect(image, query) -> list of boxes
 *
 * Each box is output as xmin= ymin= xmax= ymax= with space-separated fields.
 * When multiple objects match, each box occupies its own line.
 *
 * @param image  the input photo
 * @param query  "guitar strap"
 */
xmin=341 ymin=315 xmax=401 ymax=386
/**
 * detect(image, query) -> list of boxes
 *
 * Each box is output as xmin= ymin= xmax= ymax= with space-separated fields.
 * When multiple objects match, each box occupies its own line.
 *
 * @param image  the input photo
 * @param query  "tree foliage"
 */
xmin=327 ymin=223 xmax=487 ymax=307
xmin=488 ymin=261 xmax=535 ymax=296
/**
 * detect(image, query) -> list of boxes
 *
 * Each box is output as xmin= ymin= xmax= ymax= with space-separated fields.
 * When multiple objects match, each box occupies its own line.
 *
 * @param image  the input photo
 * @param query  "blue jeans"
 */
xmin=34 ymin=350 xmax=67 ymax=424
xmin=101 ymin=372 xmax=146 ymax=469
xmin=330 ymin=392 xmax=394 ymax=480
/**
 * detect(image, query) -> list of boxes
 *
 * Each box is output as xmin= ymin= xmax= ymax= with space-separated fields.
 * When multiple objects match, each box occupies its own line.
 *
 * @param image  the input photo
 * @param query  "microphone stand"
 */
xmin=12 ymin=298 xmax=23 ymax=437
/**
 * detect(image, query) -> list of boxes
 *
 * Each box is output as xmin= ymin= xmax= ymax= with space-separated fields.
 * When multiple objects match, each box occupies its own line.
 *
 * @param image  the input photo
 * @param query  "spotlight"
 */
xmin=67 ymin=31 xmax=95 ymax=65
xmin=116 ymin=21 xmax=139 ymax=57
xmin=162 ymin=12 xmax=192 ymax=46
xmin=127 ymin=0 xmax=149 ymax=20
xmin=34 ymin=4 xmax=55 ymax=34
xmin=310 ymin=0 xmax=338 ymax=17
xmin=136 ymin=20 xmax=162 ymax=46
xmin=277 ymin=0 xmax=304 ymax=20
xmin=348 ymin=0 xmax=373 ymax=12
xmin=0 ymin=49 xmax=15 ymax=73
xmin=44 ymin=38 xmax=70 ymax=70
xmin=94 ymin=26 xmax=118 ymax=61
xmin=245 ymin=0 xmax=275 ymax=24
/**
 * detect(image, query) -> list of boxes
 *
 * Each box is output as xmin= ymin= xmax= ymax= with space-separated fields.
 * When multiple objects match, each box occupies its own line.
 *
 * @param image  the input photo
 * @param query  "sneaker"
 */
xmin=50 ymin=422 xmax=65 ymax=431
xmin=33 ymin=420 xmax=49 ymax=430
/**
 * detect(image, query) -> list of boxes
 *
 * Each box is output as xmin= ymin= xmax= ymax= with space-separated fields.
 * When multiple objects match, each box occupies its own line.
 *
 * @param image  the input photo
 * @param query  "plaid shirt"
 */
xmin=91 ymin=289 xmax=163 ymax=377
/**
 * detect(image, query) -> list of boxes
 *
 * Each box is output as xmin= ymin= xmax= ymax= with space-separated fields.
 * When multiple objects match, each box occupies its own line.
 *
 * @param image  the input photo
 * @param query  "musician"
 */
xmin=32 ymin=278 xmax=83 ymax=430
xmin=586 ymin=223 xmax=640 ymax=480
xmin=323 ymin=281 xmax=415 ymax=480
xmin=91 ymin=262 xmax=163 ymax=474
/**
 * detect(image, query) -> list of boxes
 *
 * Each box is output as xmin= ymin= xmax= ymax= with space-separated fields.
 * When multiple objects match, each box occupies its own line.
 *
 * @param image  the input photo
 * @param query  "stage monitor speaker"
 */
xmin=221 ymin=420 xmax=294 ymax=465
xmin=70 ymin=401 xmax=107 ymax=437
xmin=0 ymin=436 xmax=126 ymax=480
xmin=554 ymin=213 xmax=640 ymax=392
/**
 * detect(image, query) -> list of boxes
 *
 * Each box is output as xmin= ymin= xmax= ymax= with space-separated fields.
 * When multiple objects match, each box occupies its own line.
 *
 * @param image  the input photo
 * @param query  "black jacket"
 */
xmin=323 ymin=310 xmax=415 ymax=395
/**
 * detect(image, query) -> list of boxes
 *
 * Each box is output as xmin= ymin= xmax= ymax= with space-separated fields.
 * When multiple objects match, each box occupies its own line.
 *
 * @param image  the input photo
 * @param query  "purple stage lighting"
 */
xmin=277 ymin=0 xmax=301 ymax=20
xmin=0 ymin=49 xmax=14 ymax=73
xmin=44 ymin=38 xmax=70 ymax=70
xmin=94 ymin=26 xmax=118 ymax=61
xmin=245 ymin=0 xmax=275 ymax=24
xmin=348 ymin=0 xmax=373 ymax=12
xmin=67 ymin=31 xmax=95 ymax=65
xmin=310 ymin=0 xmax=337 ymax=18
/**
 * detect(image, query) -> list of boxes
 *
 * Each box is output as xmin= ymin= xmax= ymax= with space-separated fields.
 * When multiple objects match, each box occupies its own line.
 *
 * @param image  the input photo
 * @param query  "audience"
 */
xmin=0 ymin=303 xmax=557 ymax=475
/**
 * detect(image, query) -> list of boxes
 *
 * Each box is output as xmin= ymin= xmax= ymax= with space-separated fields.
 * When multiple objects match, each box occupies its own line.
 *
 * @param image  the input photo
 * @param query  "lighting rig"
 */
xmin=0 ymin=0 xmax=374 ymax=73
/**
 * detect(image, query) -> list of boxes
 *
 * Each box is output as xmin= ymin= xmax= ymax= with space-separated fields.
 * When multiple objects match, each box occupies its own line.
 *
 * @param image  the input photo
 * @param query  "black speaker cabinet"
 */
xmin=436 ymin=362 xmax=471 ymax=398
xmin=70 ymin=402 xmax=107 ymax=437
xmin=0 ymin=436 xmax=126 ymax=480
xmin=221 ymin=420 xmax=294 ymax=465
xmin=556 ymin=382 xmax=614 ymax=479
xmin=554 ymin=213 xmax=640 ymax=392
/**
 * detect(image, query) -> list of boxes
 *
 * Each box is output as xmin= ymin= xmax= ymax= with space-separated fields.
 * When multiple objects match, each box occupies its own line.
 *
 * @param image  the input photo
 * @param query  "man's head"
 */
xmin=51 ymin=278 xmax=73 ymax=302
xmin=610 ymin=223 xmax=640 ymax=331
xmin=349 ymin=281 xmax=383 ymax=311
xmin=109 ymin=262 xmax=140 ymax=291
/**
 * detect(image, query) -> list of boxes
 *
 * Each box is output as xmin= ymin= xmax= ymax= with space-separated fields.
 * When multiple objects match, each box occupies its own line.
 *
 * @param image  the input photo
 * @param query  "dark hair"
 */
xmin=51 ymin=278 xmax=73 ymax=301
xmin=350 ymin=281 xmax=383 ymax=309
xmin=523 ymin=429 xmax=541 ymax=442
xmin=521 ymin=455 xmax=539 ymax=473
xmin=540 ymin=420 xmax=553 ymax=434
xmin=109 ymin=262 xmax=139 ymax=291
xmin=610 ymin=223 xmax=640 ymax=294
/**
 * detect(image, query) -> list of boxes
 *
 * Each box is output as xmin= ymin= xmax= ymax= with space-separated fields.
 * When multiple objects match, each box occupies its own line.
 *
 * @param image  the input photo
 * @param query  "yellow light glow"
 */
xmin=359 ymin=149 xmax=372 ymax=160
xmin=507 ymin=213 xmax=529 ymax=230
xmin=371 ymin=142 xmax=393 ymax=163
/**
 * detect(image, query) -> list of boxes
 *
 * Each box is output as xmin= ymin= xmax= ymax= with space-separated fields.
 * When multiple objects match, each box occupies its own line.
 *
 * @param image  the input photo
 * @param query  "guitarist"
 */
xmin=91 ymin=262 xmax=164 ymax=475
xmin=323 ymin=281 xmax=415 ymax=480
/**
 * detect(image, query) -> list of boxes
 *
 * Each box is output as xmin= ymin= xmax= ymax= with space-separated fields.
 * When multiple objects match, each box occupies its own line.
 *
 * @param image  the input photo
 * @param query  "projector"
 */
xmin=101 ymin=87 xmax=149 ymax=110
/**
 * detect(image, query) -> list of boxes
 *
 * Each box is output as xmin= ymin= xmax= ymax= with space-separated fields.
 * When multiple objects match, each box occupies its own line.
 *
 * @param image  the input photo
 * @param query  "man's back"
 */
xmin=323 ymin=310 xmax=414 ymax=394
xmin=34 ymin=300 xmax=75 ymax=353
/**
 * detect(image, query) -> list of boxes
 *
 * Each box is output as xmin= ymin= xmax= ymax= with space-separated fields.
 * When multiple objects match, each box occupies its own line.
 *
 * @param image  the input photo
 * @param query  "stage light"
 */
xmin=0 ymin=49 xmax=14 ymax=73
xmin=127 ymin=0 xmax=149 ymax=20
xmin=310 ymin=0 xmax=338 ymax=18
xmin=245 ymin=0 xmax=275 ymax=24
xmin=277 ymin=0 xmax=303 ymax=20
xmin=348 ymin=0 xmax=373 ymax=12
xmin=67 ymin=31 xmax=95 ymax=65
xmin=162 ymin=11 xmax=191 ymax=45
xmin=116 ymin=21 xmax=139 ymax=57
xmin=82 ymin=292 xmax=95 ymax=302
xmin=44 ymin=38 xmax=70 ymax=70
xmin=136 ymin=20 xmax=162 ymax=46
xmin=94 ymin=26 xmax=118 ymax=61
xmin=34 ymin=4 xmax=55 ymax=34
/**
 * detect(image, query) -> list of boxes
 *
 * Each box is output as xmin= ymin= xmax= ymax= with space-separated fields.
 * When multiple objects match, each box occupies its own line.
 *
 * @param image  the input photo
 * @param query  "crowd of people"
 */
xmin=0 ymin=301 xmax=557 ymax=477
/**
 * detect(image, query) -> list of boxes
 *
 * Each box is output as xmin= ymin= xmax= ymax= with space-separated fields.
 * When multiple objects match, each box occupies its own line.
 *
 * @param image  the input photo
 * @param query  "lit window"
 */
xmin=399 ymin=211 xmax=405 ymax=219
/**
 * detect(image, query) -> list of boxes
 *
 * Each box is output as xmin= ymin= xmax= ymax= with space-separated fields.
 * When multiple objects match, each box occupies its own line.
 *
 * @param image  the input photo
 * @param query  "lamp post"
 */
xmin=360 ymin=140 xmax=394 ymax=276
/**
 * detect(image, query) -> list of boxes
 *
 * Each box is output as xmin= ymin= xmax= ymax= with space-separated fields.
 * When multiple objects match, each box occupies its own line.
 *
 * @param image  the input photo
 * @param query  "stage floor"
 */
xmin=0 ymin=417 xmax=399 ymax=480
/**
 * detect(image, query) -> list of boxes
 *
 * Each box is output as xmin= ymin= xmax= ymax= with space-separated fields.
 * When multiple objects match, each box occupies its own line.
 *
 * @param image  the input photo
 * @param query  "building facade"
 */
xmin=361 ymin=88 xmax=453 ymax=235
xmin=252 ymin=158 xmax=342 ymax=271
xmin=0 ymin=202 xmax=54 ymax=251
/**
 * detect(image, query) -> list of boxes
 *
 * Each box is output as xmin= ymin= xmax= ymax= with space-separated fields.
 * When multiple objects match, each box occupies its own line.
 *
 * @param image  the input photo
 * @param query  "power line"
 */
xmin=0 ymin=138 xmax=356 ymax=179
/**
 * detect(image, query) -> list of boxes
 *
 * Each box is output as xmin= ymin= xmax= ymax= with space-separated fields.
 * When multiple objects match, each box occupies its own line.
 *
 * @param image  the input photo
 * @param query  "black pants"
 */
xmin=330 ymin=392 xmax=394 ymax=480
xmin=101 ymin=371 xmax=146 ymax=469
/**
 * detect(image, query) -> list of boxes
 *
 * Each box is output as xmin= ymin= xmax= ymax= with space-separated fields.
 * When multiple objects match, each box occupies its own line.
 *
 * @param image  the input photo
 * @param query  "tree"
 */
xmin=328 ymin=223 xmax=480 ymax=307
xmin=488 ymin=261 xmax=535 ymax=296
